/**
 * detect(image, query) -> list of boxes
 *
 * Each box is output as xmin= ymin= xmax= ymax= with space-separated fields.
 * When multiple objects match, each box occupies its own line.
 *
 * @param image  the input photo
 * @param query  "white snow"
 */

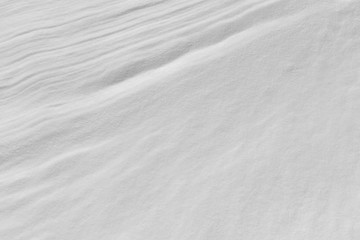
xmin=1 ymin=0 xmax=360 ymax=239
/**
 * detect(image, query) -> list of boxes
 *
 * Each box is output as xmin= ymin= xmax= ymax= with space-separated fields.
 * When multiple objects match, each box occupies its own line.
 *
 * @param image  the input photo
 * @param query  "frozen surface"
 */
xmin=1 ymin=0 xmax=360 ymax=239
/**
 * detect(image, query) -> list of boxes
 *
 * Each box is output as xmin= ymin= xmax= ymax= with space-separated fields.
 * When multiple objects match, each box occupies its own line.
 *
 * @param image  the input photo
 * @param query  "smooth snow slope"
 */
xmin=1 ymin=0 xmax=360 ymax=239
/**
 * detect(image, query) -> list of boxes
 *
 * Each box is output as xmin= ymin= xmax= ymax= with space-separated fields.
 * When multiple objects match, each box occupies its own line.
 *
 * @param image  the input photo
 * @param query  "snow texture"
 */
xmin=1 ymin=0 xmax=360 ymax=239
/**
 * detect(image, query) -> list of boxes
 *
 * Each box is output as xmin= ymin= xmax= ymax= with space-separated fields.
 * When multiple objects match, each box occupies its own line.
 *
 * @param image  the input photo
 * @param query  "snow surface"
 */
xmin=1 ymin=0 xmax=360 ymax=239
